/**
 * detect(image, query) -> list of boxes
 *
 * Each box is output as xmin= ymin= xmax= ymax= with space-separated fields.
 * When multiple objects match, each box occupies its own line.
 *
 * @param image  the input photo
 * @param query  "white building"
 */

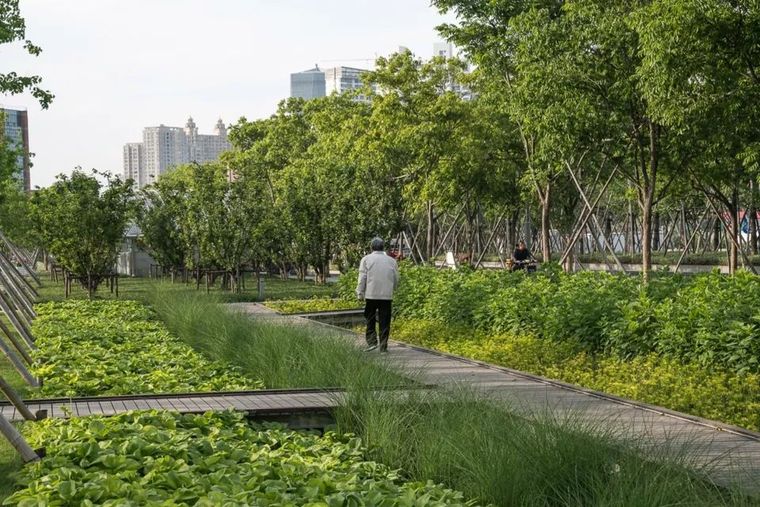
xmin=123 ymin=117 xmax=230 ymax=189
xmin=291 ymin=65 xmax=373 ymax=102
xmin=433 ymin=42 xmax=454 ymax=59
xmin=324 ymin=66 xmax=373 ymax=102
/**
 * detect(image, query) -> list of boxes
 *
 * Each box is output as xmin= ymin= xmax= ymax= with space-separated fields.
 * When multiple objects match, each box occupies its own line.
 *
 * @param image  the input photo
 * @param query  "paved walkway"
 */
xmin=230 ymin=302 xmax=760 ymax=494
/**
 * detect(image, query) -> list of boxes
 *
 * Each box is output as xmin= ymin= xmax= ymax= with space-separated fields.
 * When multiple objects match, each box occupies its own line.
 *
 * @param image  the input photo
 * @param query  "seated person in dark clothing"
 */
xmin=511 ymin=241 xmax=533 ymax=271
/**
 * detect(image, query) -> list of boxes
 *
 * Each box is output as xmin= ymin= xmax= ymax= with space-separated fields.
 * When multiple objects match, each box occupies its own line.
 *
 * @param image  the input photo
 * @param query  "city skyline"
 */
xmin=123 ymin=117 xmax=231 ymax=189
xmin=0 ymin=1 xmax=456 ymax=188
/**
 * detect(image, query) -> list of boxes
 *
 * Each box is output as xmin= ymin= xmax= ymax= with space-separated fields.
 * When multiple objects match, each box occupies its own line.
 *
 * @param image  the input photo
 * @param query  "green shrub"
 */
xmin=393 ymin=319 xmax=760 ymax=431
xmin=341 ymin=267 xmax=760 ymax=374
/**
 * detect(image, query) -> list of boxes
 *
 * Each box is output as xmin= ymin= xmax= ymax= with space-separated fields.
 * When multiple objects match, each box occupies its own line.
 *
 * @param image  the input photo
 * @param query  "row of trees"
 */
xmin=15 ymin=1 xmax=760 ymax=290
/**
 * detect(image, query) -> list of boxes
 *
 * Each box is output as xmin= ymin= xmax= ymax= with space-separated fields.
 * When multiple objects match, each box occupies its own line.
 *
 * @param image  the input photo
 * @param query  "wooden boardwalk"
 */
xmin=230 ymin=303 xmax=760 ymax=494
xmin=0 ymin=389 xmax=346 ymax=426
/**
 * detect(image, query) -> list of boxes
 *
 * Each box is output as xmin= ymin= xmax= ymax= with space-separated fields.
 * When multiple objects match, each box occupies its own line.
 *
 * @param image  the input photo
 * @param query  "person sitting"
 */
xmin=511 ymin=241 xmax=533 ymax=271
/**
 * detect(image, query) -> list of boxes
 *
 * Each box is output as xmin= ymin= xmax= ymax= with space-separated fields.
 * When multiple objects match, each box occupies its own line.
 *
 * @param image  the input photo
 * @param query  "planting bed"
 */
xmin=30 ymin=300 xmax=261 ymax=397
xmin=6 ymin=411 xmax=473 ymax=505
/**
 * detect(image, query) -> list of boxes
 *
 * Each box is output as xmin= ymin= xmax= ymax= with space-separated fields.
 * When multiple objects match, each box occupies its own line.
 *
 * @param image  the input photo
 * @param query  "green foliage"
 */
xmin=146 ymin=288 xmax=408 ymax=390
xmin=337 ymin=382 xmax=741 ymax=506
xmin=393 ymin=319 xmax=760 ymax=432
xmin=5 ymin=410 xmax=474 ymax=506
xmin=0 ymin=0 xmax=54 ymax=108
xmin=347 ymin=267 xmax=760 ymax=375
xmin=30 ymin=300 xmax=261 ymax=396
xmin=31 ymin=170 xmax=135 ymax=295
xmin=264 ymin=298 xmax=360 ymax=314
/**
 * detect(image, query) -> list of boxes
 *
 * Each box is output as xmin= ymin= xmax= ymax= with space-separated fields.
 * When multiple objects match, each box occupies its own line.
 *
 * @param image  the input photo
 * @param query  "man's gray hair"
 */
xmin=370 ymin=237 xmax=385 ymax=251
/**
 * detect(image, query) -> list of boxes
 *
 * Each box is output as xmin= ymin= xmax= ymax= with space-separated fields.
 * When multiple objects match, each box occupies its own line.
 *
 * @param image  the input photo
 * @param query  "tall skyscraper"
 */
xmin=0 ymin=107 xmax=30 ymax=192
xmin=123 ymin=117 xmax=230 ymax=189
xmin=290 ymin=66 xmax=326 ymax=99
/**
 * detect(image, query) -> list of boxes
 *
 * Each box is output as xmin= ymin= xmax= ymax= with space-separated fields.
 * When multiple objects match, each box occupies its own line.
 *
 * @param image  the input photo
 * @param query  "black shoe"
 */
xmin=379 ymin=348 xmax=388 ymax=354
xmin=364 ymin=345 xmax=378 ymax=352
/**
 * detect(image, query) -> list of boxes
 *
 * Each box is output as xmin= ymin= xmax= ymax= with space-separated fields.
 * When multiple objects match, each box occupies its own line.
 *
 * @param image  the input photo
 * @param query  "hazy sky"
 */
xmin=1 ymin=0 xmax=456 ymax=187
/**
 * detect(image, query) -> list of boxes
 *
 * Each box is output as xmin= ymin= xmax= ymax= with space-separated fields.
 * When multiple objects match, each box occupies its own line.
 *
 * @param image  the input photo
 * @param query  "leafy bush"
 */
xmin=31 ymin=300 xmax=262 ymax=397
xmin=343 ymin=267 xmax=760 ymax=374
xmin=393 ymin=319 xmax=760 ymax=431
xmin=6 ymin=410 xmax=475 ymax=506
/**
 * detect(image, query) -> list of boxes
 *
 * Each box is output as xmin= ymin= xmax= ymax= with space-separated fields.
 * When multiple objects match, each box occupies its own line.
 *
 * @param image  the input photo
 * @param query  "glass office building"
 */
xmin=0 ymin=107 xmax=30 ymax=192
xmin=290 ymin=66 xmax=326 ymax=99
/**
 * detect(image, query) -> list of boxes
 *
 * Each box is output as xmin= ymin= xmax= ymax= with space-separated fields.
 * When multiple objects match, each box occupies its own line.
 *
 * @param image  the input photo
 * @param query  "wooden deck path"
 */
xmin=0 ymin=389 xmax=347 ymax=427
xmin=229 ymin=303 xmax=760 ymax=494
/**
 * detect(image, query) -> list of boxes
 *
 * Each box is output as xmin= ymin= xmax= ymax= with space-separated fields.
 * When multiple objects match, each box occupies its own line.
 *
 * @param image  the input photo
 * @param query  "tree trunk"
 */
xmin=425 ymin=200 xmax=435 ymax=263
xmin=713 ymin=217 xmax=721 ymax=252
xmin=641 ymin=198 xmax=653 ymax=283
xmin=750 ymin=180 xmax=758 ymax=255
xmin=540 ymin=183 xmax=551 ymax=263
xmin=729 ymin=188 xmax=739 ymax=274
xmin=652 ymin=212 xmax=660 ymax=251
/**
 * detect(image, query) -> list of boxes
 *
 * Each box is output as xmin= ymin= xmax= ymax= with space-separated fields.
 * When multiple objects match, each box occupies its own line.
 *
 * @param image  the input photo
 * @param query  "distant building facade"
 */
xmin=291 ymin=66 xmax=326 ymax=99
xmin=123 ymin=117 xmax=230 ymax=189
xmin=0 ymin=107 xmax=30 ymax=192
xmin=291 ymin=65 xmax=373 ymax=101
xmin=324 ymin=66 xmax=373 ymax=102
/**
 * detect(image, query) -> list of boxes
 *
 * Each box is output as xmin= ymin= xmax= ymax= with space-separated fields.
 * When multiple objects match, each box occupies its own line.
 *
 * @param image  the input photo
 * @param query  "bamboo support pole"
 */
xmin=0 ymin=414 xmax=40 ymax=463
xmin=0 ymin=251 xmax=38 ymax=300
xmin=0 ymin=294 xmax=35 ymax=350
xmin=0 ymin=318 xmax=33 ymax=363
xmin=0 ymin=337 xmax=38 ymax=387
xmin=0 ymin=376 xmax=36 ymax=421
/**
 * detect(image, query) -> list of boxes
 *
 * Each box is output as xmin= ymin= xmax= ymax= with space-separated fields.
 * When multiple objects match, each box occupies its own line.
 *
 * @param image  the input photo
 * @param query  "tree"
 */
xmin=364 ymin=50 xmax=475 ymax=262
xmin=1 ymin=0 xmax=53 ymax=108
xmin=634 ymin=0 xmax=760 ymax=273
xmin=31 ymin=171 xmax=135 ymax=296
xmin=137 ymin=176 xmax=191 ymax=278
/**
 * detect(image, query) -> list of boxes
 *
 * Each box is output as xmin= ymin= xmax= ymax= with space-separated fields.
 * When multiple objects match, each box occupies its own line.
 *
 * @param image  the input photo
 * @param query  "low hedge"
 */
xmin=339 ymin=266 xmax=760 ymax=375
xmin=393 ymin=319 xmax=760 ymax=431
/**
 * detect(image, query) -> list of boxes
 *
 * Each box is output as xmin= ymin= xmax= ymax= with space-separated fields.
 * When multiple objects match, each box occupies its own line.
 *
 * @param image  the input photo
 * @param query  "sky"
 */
xmin=1 ymin=0 xmax=457 ymax=188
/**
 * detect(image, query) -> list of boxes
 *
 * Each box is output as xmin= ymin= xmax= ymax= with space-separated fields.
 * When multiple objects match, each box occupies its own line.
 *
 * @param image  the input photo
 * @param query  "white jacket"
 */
xmin=356 ymin=251 xmax=399 ymax=300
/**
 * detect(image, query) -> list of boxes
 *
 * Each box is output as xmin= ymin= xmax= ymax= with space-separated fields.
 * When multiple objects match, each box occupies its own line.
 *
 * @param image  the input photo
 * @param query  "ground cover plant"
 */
xmin=4 ymin=410 xmax=475 ymax=506
xmin=392 ymin=320 xmax=760 ymax=431
xmin=264 ymin=297 xmax=360 ymax=314
xmin=30 ymin=300 xmax=261 ymax=397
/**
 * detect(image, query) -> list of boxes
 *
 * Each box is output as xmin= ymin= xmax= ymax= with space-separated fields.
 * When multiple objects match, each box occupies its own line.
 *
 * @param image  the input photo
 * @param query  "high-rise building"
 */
xmin=432 ymin=42 xmax=473 ymax=101
xmin=324 ymin=66 xmax=373 ymax=102
xmin=290 ymin=66 xmax=326 ymax=99
xmin=0 ymin=107 xmax=30 ymax=192
xmin=433 ymin=42 xmax=454 ymax=59
xmin=123 ymin=142 xmax=144 ymax=188
xmin=123 ymin=117 xmax=230 ymax=189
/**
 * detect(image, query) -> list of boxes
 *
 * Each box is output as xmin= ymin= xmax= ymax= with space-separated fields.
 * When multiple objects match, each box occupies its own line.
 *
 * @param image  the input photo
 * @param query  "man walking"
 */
xmin=356 ymin=237 xmax=399 ymax=353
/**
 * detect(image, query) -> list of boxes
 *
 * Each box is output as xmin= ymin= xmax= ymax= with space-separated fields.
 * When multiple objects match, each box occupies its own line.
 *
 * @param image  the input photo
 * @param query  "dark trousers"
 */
xmin=364 ymin=299 xmax=392 ymax=351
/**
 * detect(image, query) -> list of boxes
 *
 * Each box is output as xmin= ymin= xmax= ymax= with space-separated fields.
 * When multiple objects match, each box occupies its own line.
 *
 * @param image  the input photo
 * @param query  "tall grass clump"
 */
xmin=146 ymin=287 xmax=410 ymax=390
xmin=335 ymin=386 xmax=753 ymax=506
